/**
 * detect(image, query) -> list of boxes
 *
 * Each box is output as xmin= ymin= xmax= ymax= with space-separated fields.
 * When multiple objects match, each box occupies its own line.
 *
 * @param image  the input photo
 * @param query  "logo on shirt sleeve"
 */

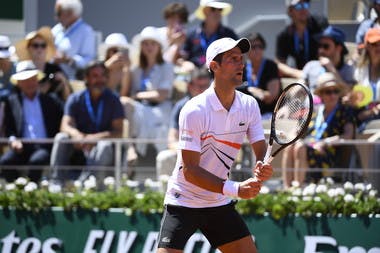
xmin=180 ymin=129 xmax=193 ymax=142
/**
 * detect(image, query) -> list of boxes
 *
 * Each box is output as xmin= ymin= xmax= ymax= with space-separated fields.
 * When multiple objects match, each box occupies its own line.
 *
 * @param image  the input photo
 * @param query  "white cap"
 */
xmin=104 ymin=33 xmax=129 ymax=48
xmin=205 ymin=37 xmax=250 ymax=69
xmin=0 ymin=35 xmax=11 ymax=58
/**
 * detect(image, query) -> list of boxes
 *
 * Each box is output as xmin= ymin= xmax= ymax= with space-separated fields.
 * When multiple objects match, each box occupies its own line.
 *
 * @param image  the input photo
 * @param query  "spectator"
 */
xmin=50 ymin=61 xmax=124 ymax=183
xmin=276 ymin=0 xmax=328 ymax=77
xmin=301 ymin=26 xmax=356 ymax=96
xmin=52 ymin=0 xmax=96 ymax=80
xmin=156 ymin=67 xmax=211 ymax=180
xmin=0 ymin=35 xmax=16 ymax=97
xmin=281 ymin=72 xmax=356 ymax=188
xmin=0 ymin=61 xmax=63 ymax=182
xmin=352 ymin=28 xmax=380 ymax=130
xmin=237 ymin=33 xmax=282 ymax=119
xmin=15 ymin=26 xmax=72 ymax=104
xmin=355 ymin=0 xmax=380 ymax=46
xmin=158 ymin=2 xmax=189 ymax=64
xmin=102 ymin=33 xmax=131 ymax=96
xmin=123 ymin=26 xmax=174 ymax=160
xmin=183 ymin=0 xmax=237 ymax=67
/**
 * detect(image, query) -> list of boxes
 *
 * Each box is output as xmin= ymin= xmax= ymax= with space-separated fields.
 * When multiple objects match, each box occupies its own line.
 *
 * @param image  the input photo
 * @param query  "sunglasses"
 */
xmin=252 ymin=44 xmax=264 ymax=50
xmin=318 ymin=43 xmax=331 ymax=50
xmin=322 ymin=89 xmax=340 ymax=95
xmin=293 ymin=2 xmax=310 ymax=10
xmin=210 ymin=7 xmax=223 ymax=12
xmin=30 ymin=43 xmax=47 ymax=49
xmin=0 ymin=46 xmax=9 ymax=51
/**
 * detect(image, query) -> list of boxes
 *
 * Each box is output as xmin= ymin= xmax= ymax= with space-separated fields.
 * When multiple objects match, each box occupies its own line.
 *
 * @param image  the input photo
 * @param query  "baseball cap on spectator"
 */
xmin=0 ymin=35 xmax=11 ymax=59
xmin=314 ymin=72 xmax=346 ymax=97
xmin=195 ymin=0 xmax=232 ymax=20
xmin=10 ymin=60 xmax=45 ymax=84
xmin=205 ymin=37 xmax=250 ymax=69
xmin=315 ymin=26 xmax=348 ymax=55
xmin=285 ymin=0 xmax=310 ymax=7
xmin=15 ymin=26 xmax=56 ymax=61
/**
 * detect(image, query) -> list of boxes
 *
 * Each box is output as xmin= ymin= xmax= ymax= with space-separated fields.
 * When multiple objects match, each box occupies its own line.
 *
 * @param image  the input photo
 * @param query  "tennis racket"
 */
xmin=263 ymin=82 xmax=313 ymax=164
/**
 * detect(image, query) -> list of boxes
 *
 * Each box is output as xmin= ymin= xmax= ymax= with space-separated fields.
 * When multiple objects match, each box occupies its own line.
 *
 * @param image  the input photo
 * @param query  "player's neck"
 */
xmin=213 ymin=84 xmax=235 ymax=111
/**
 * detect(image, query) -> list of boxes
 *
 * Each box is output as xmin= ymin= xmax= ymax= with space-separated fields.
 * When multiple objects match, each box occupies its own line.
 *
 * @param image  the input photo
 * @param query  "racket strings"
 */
xmin=274 ymin=87 xmax=311 ymax=144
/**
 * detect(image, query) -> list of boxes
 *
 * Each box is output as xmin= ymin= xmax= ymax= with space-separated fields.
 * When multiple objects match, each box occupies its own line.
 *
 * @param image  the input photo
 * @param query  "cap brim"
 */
xmin=236 ymin=38 xmax=251 ymax=54
xmin=195 ymin=2 xmax=232 ymax=20
xmin=10 ymin=70 xmax=45 ymax=85
xmin=0 ymin=51 xmax=10 ymax=58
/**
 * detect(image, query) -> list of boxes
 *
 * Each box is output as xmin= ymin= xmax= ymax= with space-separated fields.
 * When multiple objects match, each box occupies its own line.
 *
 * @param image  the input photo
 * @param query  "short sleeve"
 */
xmin=177 ymin=103 xmax=203 ymax=152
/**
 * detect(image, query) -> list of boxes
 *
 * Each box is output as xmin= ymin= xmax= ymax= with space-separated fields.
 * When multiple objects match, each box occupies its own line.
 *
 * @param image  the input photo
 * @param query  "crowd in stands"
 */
xmin=0 ymin=0 xmax=379 ymax=189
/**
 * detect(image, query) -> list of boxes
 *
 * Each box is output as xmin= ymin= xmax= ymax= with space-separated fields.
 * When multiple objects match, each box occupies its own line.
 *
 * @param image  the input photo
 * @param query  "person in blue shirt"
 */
xmin=51 ymin=0 xmax=96 ymax=80
xmin=182 ymin=0 xmax=238 ymax=67
xmin=50 ymin=61 xmax=124 ymax=184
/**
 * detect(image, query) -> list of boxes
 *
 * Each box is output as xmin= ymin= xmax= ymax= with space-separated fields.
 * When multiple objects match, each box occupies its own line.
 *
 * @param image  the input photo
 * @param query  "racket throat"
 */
xmin=263 ymin=145 xmax=273 ymax=164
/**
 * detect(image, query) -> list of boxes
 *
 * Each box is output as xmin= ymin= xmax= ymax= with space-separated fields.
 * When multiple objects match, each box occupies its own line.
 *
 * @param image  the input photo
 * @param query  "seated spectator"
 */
xmin=15 ymin=26 xmax=72 ymax=104
xmin=102 ymin=33 xmax=131 ymax=95
xmin=123 ymin=26 xmax=174 ymax=160
xmin=0 ymin=61 xmax=63 ymax=182
xmin=50 ymin=61 xmax=124 ymax=183
xmin=236 ymin=33 xmax=282 ymax=119
xmin=276 ymin=0 xmax=329 ymax=77
xmin=355 ymin=0 xmax=380 ymax=46
xmin=281 ymin=72 xmax=355 ymax=188
xmin=156 ymin=66 xmax=210 ymax=180
xmin=182 ymin=0 xmax=237 ymax=67
xmin=351 ymin=28 xmax=380 ymax=130
xmin=52 ymin=0 xmax=96 ymax=80
xmin=0 ymin=35 xmax=16 ymax=97
xmin=298 ymin=26 xmax=356 ymax=98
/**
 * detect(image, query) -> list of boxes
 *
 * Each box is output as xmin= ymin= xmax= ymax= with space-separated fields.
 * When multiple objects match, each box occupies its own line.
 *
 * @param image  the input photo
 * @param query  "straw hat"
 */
xmin=15 ymin=26 xmax=56 ymax=61
xmin=10 ymin=60 xmax=45 ymax=85
xmin=314 ymin=72 xmax=346 ymax=97
xmin=194 ymin=0 xmax=232 ymax=20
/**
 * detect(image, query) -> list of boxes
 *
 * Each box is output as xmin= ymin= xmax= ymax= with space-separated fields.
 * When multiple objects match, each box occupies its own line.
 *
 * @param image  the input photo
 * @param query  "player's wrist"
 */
xmin=222 ymin=180 xmax=240 ymax=198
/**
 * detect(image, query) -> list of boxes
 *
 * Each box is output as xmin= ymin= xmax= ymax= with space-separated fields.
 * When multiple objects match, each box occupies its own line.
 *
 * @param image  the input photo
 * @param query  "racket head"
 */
xmin=269 ymin=82 xmax=313 ymax=146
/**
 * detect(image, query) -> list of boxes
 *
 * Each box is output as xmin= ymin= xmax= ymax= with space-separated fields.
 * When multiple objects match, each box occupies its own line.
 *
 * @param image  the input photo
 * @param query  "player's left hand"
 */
xmin=252 ymin=161 xmax=273 ymax=182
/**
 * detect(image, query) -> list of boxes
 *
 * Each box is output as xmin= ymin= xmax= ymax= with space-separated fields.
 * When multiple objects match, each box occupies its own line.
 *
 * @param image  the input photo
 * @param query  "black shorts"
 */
xmin=157 ymin=201 xmax=251 ymax=250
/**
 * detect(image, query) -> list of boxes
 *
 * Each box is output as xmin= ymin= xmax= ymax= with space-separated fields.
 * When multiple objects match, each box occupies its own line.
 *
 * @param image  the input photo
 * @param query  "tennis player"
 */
xmin=156 ymin=37 xmax=273 ymax=253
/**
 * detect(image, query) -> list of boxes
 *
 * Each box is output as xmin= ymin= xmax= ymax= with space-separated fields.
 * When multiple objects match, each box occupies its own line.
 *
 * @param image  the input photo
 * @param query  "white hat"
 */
xmin=10 ymin=60 xmax=45 ymax=84
xmin=195 ymin=0 xmax=232 ymax=20
xmin=0 ymin=35 xmax=11 ymax=59
xmin=104 ymin=33 xmax=129 ymax=48
xmin=133 ymin=26 xmax=164 ymax=48
xmin=206 ymin=37 xmax=250 ymax=69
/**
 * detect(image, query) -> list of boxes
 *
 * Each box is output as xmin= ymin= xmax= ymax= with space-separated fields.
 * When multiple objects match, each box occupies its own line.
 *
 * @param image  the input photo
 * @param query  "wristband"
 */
xmin=222 ymin=180 xmax=240 ymax=198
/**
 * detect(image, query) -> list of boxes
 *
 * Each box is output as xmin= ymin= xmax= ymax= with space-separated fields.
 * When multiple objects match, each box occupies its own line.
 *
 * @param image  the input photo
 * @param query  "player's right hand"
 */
xmin=238 ymin=178 xmax=262 ymax=199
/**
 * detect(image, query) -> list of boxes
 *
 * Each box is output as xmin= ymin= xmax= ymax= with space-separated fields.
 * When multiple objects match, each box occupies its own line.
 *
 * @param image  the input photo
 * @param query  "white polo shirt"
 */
xmin=164 ymin=85 xmax=265 ymax=208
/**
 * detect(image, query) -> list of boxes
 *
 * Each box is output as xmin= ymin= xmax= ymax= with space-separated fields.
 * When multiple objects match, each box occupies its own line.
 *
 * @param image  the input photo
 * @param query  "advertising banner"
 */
xmin=0 ymin=208 xmax=379 ymax=253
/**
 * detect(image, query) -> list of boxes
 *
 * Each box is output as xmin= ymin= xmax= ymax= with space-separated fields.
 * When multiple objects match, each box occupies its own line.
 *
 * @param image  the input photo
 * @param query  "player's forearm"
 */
xmin=182 ymin=165 xmax=225 ymax=194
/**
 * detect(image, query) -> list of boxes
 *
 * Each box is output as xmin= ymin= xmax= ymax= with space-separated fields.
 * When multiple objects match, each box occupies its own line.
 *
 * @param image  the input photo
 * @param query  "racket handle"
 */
xmin=263 ymin=145 xmax=272 ymax=164
xmin=264 ymin=156 xmax=274 ymax=164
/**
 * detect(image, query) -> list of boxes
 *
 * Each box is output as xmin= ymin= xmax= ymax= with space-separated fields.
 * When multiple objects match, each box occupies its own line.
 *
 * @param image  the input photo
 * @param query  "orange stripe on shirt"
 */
xmin=201 ymin=135 xmax=241 ymax=149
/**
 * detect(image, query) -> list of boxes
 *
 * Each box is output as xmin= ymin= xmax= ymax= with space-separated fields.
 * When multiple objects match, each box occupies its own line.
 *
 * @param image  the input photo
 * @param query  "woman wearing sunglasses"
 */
xmin=15 ymin=26 xmax=71 ymax=104
xmin=282 ymin=72 xmax=355 ymax=188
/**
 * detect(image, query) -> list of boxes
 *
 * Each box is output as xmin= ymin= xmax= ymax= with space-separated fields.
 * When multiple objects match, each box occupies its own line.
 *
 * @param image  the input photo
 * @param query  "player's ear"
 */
xmin=209 ymin=61 xmax=219 ymax=73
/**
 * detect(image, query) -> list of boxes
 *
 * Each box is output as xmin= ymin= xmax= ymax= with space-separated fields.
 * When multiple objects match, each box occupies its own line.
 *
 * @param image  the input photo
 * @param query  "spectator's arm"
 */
xmin=167 ymin=128 xmax=179 ymax=150
xmin=60 ymin=115 xmax=84 ymax=139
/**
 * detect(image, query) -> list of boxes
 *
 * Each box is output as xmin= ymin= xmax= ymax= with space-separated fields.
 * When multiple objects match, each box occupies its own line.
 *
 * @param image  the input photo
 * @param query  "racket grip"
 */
xmin=263 ymin=145 xmax=272 ymax=164
xmin=264 ymin=156 xmax=274 ymax=164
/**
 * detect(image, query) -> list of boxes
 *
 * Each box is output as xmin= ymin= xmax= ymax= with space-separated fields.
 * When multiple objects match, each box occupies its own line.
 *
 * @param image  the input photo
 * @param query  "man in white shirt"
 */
xmin=156 ymin=38 xmax=273 ymax=253
xmin=52 ymin=0 xmax=96 ymax=80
